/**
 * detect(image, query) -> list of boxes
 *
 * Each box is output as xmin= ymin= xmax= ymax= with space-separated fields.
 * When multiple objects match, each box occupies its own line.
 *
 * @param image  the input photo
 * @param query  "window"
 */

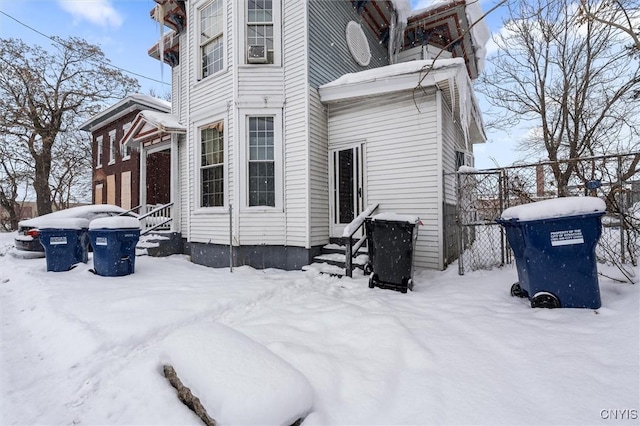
xmin=248 ymin=116 xmax=275 ymax=207
xmin=96 ymin=136 xmax=103 ymax=168
xmin=247 ymin=0 xmax=274 ymax=64
xmin=200 ymin=0 xmax=224 ymax=78
xmin=121 ymin=122 xmax=132 ymax=160
xmin=108 ymin=130 xmax=116 ymax=164
xmin=200 ymin=122 xmax=224 ymax=207
xmin=455 ymin=151 xmax=465 ymax=170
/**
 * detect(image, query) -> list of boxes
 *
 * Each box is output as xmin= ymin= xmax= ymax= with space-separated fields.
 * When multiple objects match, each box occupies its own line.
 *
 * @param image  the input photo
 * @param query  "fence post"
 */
xmin=457 ymin=172 xmax=464 ymax=275
xmin=618 ymin=156 xmax=625 ymax=264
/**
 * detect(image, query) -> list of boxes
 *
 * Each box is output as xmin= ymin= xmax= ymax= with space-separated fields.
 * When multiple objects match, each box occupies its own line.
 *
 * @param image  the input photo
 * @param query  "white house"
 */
xmin=123 ymin=0 xmax=488 ymax=271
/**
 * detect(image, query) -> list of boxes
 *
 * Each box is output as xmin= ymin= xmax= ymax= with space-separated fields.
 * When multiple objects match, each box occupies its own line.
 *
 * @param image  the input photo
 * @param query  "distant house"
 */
xmin=125 ymin=0 xmax=488 ymax=271
xmin=79 ymin=94 xmax=172 ymax=213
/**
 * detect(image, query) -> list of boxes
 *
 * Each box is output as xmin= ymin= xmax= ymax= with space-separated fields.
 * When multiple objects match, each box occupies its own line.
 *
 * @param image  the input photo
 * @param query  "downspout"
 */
xmin=232 ymin=0 xmax=240 ymax=257
xmin=436 ymin=88 xmax=445 ymax=271
xmin=185 ymin=1 xmax=192 ymax=244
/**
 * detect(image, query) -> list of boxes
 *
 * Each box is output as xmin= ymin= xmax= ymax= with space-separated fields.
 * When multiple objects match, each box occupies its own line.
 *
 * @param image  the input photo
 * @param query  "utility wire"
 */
xmin=0 ymin=9 xmax=170 ymax=86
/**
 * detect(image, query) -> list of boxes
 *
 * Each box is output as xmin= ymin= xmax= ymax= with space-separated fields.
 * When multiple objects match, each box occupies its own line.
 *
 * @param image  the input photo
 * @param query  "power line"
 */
xmin=0 ymin=10 xmax=170 ymax=86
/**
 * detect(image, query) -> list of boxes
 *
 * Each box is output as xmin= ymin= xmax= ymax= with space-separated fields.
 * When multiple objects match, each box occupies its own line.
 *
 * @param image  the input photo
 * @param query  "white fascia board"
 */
xmin=319 ymin=67 xmax=457 ymax=104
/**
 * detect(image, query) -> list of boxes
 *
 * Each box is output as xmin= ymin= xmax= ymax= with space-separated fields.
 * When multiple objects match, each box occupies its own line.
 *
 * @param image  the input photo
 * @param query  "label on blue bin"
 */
xmin=550 ymin=229 xmax=584 ymax=246
xmin=95 ymin=237 xmax=108 ymax=246
xmin=50 ymin=236 xmax=67 ymax=245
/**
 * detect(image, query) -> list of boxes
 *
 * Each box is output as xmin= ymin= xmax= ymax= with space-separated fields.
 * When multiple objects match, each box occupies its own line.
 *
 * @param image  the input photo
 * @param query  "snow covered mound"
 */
xmin=160 ymin=323 xmax=314 ymax=425
xmin=500 ymin=196 xmax=606 ymax=222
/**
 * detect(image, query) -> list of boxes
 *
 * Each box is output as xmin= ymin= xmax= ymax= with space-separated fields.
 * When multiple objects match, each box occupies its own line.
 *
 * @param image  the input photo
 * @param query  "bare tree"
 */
xmin=479 ymin=0 xmax=640 ymax=195
xmin=578 ymin=0 xmax=640 ymax=54
xmin=0 ymin=36 xmax=139 ymax=215
xmin=0 ymin=136 xmax=31 ymax=230
xmin=50 ymin=129 xmax=93 ymax=210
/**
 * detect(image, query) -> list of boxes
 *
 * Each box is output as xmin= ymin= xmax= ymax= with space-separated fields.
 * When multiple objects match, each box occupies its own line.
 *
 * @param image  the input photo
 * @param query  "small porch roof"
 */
xmin=121 ymin=110 xmax=186 ymax=148
xmin=318 ymin=58 xmax=486 ymax=144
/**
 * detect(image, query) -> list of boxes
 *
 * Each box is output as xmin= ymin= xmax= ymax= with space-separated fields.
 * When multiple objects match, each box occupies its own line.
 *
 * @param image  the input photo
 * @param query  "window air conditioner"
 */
xmin=247 ymin=45 xmax=268 ymax=63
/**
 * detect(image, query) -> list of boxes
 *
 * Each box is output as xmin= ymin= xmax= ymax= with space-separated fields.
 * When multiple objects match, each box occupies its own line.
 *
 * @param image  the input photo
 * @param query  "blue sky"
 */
xmin=0 ymin=0 xmax=514 ymax=168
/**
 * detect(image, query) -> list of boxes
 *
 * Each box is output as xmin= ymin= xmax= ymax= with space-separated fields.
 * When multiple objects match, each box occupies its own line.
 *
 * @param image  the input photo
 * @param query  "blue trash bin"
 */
xmin=89 ymin=217 xmax=140 ymax=277
xmin=38 ymin=218 xmax=90 ymax=272
xmin=497 ymin=197 xmax=606 ymax=309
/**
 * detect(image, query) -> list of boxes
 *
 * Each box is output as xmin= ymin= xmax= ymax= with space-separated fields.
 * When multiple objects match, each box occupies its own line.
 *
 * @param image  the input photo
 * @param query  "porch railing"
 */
xmin=342 ymin=203 xmax=379 ymax=277
xmin=138 ymin=202 xmax=173 ymax=235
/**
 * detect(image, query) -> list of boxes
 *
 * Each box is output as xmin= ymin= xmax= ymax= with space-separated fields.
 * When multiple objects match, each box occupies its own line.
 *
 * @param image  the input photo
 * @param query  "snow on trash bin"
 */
xmin=497 ymin=197 xmax=606 ymax=309
xmin=89 ymin=216 xmax=140 ymax=277
xmin=38 ymin=218 xmax=90 ymax=272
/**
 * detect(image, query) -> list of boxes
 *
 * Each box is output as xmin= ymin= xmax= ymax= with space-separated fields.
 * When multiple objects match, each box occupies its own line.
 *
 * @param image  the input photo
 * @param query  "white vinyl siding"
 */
xmin=326 ymin=90 xmax=442 ymax=270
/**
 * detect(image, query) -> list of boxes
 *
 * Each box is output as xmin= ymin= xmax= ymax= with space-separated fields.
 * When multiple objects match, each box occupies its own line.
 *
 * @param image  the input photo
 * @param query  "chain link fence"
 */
xmin=447 ymin=153 xmax=640 ymax=282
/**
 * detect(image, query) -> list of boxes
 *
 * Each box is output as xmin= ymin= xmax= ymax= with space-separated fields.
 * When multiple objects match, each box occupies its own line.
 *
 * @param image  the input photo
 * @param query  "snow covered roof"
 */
xmin=121 ymin=109 xmax=186 ymax=148
xmin=79 ymin=94 xmax=171 ymax=132
xmin=319 ymin=58 xmax=485 ymax=144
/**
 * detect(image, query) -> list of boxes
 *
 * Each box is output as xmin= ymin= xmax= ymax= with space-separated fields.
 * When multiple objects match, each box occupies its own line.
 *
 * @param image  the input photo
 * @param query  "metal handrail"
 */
xmin=118 ymin=205 xmax=142 ymax=216
xmin=343 ymin=203 xmax=379 ymax=277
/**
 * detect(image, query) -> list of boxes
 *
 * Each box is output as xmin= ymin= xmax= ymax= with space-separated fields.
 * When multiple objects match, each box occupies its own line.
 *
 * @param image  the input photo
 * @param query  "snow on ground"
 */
xmin=1 ymin=231 xmax=638 ymax=425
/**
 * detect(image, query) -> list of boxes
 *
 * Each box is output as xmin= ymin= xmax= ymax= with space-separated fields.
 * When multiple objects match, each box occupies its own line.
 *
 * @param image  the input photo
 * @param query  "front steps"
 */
xmin=303 ymin=242 xmax=369 ymax=277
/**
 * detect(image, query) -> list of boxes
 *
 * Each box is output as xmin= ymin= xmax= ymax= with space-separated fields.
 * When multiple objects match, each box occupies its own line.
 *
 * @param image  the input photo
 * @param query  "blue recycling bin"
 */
xmin=89 ymin=217 xmax=140 ymax=277
xmin=497 ymin=197 xmax=605 ymax=309
xmin=38 ymin=218 xmax=90 ymax=272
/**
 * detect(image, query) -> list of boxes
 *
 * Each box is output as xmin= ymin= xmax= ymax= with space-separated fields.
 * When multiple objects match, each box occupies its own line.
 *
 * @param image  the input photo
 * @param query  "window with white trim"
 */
xmin=121 ymin=122 xmax=132 ymax=160
xmin=247 ymin=0 xmax=274 ymax=64
xmin=200 ymin=0 xmax=224 ymax=79
xmin=248 ymin=116 xmax=275 ymax=207
xmin=200 ymin=121 xmax=225 ymax=207
xmin=96 ymin=135 xmax=103 ymax=168
xmin=108 ymin=130 xmax=116 ymax=164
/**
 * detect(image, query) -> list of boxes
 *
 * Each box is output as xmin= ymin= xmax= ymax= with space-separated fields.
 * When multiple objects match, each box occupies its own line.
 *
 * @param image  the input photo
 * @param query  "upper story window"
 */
xmin=108 ymin=130 xmax=116 ymax=164
xmin=247 ymin=0 xmax=274 ymax=64
xmin=121 ymin=122 xmax=132 ymax=160
xmin=200 ymin=121 xmax=225 ymax=207
xmin=200 ymin=0 xmax=224 ymax=79
xmin=96 ymin=135 xmax=103 ymax=168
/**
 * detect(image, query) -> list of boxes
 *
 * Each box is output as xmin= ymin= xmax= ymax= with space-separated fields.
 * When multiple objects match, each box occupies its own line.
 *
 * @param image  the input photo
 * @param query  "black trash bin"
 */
xmin=89 ymin=217 xmax=140 ymax=277
xmin=38 ymin=218 xmax=90 ymax=272
xmin=497 ymin=196 xmax=606 ymax=309
xmin=365 ymin=214 xmax=420 ymax=293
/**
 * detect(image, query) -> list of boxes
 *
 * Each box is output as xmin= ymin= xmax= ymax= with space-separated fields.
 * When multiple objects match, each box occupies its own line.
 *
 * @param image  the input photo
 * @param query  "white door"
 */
xmin=330 ymin=144 xmax=365 ymax=238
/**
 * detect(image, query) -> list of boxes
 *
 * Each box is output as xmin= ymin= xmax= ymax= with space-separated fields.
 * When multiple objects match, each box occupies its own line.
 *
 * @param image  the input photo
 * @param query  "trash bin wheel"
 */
xmin=363 ymin=262 xmax=373 ymax=275
xmin=368 ymin=274 xmax=377 ymax=289
xmin=510 ymin=282 xmax=528 ymax=298
xmin=531 ymin=291 xmax=561 ymax=309
xmin=401 ymin=277 xmax=413 ymax=292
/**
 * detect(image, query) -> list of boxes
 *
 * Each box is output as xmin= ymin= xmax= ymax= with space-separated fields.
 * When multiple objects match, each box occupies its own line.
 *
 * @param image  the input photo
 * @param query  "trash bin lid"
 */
xmin=38 ymin=218 xmax=90 ymax=230
xmin=89 ymin=216 xmax=140 ymax=230
xmin=499 ymin=196 xmax=605 ymax=222
xmin=371 ymin=213 xmax=421 ymax=224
